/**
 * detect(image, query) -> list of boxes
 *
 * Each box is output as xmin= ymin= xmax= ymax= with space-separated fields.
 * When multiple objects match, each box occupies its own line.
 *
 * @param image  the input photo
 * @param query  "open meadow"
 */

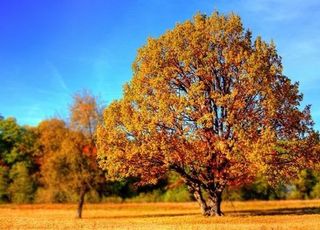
xmin=1 ymin=200 xmax=320 ymax=230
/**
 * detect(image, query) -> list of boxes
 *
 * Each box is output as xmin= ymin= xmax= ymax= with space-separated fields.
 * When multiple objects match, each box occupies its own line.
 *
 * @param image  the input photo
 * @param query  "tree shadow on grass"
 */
xmin=227 ymin=207 xmax=320 ymax=216
xmin=85 ymin=212 xmax=199 ymax=219
xmin=83 ymin=207 xmax=320 ymax=219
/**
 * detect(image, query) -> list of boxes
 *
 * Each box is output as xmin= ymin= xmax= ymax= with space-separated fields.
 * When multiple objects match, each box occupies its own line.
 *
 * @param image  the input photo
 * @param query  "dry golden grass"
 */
xmin=1 ymin=200 xmax=320 ymax=229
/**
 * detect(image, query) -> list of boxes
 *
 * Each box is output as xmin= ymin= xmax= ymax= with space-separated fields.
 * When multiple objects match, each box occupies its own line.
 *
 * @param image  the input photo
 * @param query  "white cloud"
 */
xmin=47 ymin=62 xmax=70 ymax=92
xmin=239 ymin=0 xmax=320 ymax=22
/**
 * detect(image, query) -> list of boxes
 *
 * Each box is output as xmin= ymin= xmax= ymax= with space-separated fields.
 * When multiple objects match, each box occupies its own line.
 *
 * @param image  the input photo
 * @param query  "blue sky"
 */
xmin=0 ymin=0 xmax=319 ymax=130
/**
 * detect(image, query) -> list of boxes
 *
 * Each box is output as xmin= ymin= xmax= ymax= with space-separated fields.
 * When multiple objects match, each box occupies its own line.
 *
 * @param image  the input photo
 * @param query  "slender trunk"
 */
xmin=214 ymin=192 xmax=222 ymax=216
xmin=186 ymin=183 xmax=208 ymax=216
xmin=193 ymin=187 xmax=208 ymax=216
xmin=77 ymin=186 xmax=87 ymax=218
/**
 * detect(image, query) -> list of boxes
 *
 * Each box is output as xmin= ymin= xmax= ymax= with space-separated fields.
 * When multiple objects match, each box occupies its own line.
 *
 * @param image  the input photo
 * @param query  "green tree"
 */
xmin=288 ymin=169 xmax=318 ymax=199
xmin=0 ymin=117 xmax=38 ymax=203
xmin=8 ymin=162 xmax=36 ymax=203
xmin=311 ymin=180 xmax=320 ymax=199
xmin=97 ymin=12 xmax=318 ymax=216
xmin=226 ymin=176 xmax=287 ymax=201
xmin=0 ymin=117 xmax=23 ymax=164
xmin=0 ymin=166 xmax=9 ymax=202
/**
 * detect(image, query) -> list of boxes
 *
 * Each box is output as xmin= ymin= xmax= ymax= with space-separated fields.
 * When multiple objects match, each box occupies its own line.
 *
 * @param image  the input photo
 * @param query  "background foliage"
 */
xmin=0 ymin=112 xmax=319 ymax=204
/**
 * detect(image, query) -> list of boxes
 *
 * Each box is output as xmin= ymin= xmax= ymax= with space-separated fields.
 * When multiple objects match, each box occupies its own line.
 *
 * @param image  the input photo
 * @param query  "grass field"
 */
xmin=1 ymin=200 xmax=320 ymax=229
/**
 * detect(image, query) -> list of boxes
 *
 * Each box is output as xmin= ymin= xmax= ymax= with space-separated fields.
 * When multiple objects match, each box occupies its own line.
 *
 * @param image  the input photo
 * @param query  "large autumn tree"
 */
xmin=97 ymin=12 xmax=319 ymax=216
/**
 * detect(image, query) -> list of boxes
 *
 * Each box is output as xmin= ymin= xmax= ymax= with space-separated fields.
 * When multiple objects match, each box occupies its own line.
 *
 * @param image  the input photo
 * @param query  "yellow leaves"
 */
xmin=97 ymin=11 xmax=316 ymax=189
xmin=37 ymin=119 xmax=68 ymax=155
xmin=215 ymin=140 xmax=229 ymax=154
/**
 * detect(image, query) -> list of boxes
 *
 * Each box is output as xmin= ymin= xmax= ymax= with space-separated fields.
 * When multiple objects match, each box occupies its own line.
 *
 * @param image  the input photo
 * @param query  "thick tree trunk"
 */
xmin=171 ymin=165 xmax=224 ymax=217
xmin=77 ymin=186 xmax=88 ymax=218
xmin=207 ymin=191 xmax=223 ymax=216
xmin=188 ymin=183 xmax=224 ymax=217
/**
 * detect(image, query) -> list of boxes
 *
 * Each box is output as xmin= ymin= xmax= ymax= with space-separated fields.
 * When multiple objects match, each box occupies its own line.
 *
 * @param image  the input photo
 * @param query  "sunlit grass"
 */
xmin=1 ymin=200 xmax=320 ymax=229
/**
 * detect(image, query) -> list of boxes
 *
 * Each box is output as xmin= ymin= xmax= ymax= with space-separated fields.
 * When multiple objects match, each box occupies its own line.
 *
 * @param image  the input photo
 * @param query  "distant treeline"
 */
xmin=1 ymin=92 xmax=320 ymax=204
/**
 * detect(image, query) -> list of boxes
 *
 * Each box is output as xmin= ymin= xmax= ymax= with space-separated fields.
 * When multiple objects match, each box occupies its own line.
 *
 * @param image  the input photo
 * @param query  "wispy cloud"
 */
xmin=234 ymin=0 xmax=320 ymax=93
xmin=47 ymin=61 xmax=70 ymax=92
xmin=240 ymin=0 xmax=320 ymax=22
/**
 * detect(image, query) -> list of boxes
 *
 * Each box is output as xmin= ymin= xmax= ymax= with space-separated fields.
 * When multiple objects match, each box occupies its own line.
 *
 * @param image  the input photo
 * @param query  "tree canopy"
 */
xmin=97 ymin=12 xmax=319 ymax=216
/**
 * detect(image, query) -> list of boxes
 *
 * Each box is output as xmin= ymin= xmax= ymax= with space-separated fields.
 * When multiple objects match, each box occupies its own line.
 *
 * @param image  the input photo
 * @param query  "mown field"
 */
xmin=1 ymin=200 xmax=320 ymax=229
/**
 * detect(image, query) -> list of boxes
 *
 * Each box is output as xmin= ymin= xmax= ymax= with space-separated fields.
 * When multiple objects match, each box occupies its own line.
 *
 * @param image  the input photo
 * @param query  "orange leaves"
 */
xmin=97 ymin=11 xmax=317 ymax=192
xmin=37 ymin=92 xmax=105 ymax=201
xmin=82 ymin=145 xmax=97 ymax=157
xmin=70 ymin=90 xmax=101 ymax=140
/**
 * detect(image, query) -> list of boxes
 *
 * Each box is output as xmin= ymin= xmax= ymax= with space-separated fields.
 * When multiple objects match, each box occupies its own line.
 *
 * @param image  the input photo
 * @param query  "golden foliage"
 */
xmin=97 ymin=12 xmax=318 ymax=216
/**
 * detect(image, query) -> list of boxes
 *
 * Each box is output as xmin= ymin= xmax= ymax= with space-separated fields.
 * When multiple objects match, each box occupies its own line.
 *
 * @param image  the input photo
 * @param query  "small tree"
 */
xmin=69 ymin=90 xmax=104 ymax=218
xmin=38 ymin=91 xmax=104 ymax=218
xmin=41 ymin=129 xmax=103 ymax=209
xmin=97 ymin=12 xmax=318 ymax=216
